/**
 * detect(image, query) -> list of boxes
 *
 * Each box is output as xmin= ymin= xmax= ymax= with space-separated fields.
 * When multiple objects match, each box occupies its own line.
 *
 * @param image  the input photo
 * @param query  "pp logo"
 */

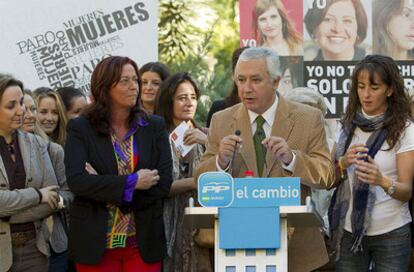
xmin=202 ymin=182 xmax=230 ymax=194
xmin=198 ymin=172 xmax=234 ymax=207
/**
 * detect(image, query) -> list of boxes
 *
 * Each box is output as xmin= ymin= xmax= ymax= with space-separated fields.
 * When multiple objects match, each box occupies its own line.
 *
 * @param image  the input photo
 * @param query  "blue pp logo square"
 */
xmin=198 ymin=172 xmax=234 ymax=207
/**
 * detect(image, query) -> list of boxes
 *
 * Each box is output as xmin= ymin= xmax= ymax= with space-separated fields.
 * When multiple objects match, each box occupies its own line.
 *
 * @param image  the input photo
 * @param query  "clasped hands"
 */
xmin=340 ymin=144 xmax=385 ymax=187
xmin=39 ymin=185 xmax=61 ymax=210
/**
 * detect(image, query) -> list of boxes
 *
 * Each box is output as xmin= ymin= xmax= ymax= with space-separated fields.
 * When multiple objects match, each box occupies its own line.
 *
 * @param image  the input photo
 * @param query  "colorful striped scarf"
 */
xmin=106 ymin=132 xmax=138 ymax=248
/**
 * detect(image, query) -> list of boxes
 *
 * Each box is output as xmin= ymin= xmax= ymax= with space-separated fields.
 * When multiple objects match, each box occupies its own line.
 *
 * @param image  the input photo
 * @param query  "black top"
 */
xmin=0 ymin=134 xmax=26 ymax=190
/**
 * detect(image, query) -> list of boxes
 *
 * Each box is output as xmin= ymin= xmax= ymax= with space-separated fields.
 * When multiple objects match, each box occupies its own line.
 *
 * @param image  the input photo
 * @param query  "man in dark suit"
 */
xmin=196 ymin=47 xmax=334 ymax=272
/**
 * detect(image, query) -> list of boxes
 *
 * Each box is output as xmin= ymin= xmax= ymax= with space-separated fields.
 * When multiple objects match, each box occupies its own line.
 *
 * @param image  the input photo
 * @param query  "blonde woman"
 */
xmin=22 ymin=89 xmax=73 ymax=272
xmin=33 ymin=88 xmax=67 ymax=146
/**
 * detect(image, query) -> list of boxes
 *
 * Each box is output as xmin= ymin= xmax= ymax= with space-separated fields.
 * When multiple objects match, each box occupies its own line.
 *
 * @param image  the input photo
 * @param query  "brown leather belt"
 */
xmin=10 ymin=223 xmax=36 ymax=247
xmin=11 ymin=230 xmax=36 ymax=247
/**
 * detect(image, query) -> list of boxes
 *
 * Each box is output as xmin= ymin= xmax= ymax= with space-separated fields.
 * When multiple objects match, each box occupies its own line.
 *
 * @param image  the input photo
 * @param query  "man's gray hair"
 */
xmin=237 ymin=47 xmax=281 ymax=80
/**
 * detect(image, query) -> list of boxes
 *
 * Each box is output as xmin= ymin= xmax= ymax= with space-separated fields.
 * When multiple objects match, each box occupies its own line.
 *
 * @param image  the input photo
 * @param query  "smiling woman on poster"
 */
xmin=304 ymin=0 xmax=368 ymax=61
xmin=253 ymin=0 xmax=302 ymax=56
xmin=373 ymin=0 xmax=414 ymax=60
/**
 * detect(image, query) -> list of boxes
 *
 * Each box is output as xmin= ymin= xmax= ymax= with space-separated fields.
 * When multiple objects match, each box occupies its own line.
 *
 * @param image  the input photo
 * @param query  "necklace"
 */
xmin=5 ymin=140 xmax=14 ymax=154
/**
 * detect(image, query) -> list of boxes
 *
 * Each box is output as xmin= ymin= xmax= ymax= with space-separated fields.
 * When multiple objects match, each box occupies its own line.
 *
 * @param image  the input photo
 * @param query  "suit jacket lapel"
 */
xmin=93 ymin=131 xmax=118 ymax=174
xmin=234 ymin=106 xmax=258 ymax=176
xmin=264 ymin=96 xmax=294 ymax=176
xmin=0 ymin=151 xmax=7 ymax=184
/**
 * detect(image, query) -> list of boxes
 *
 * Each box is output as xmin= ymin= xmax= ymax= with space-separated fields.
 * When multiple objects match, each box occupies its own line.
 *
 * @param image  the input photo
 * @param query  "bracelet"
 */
xmin=336 ymin=156 xmax=347 ymax=179
xmin=33 ymin=188 xmax=43 ymax=204
xmin=338 ymin=156 xmax=348 ymax=171
xmin=386 ymin=180 xmax=396 ymax=196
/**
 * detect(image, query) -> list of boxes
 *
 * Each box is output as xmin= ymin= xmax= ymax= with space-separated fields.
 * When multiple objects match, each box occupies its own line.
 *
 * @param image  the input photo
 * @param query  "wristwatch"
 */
xmin=386 ymin=180 xmax=396 ymax=196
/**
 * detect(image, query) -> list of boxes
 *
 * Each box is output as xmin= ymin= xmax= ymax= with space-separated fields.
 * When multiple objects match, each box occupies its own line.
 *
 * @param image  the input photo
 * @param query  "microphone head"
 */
xmin=235 ymin=130 xmax=241 ymax=136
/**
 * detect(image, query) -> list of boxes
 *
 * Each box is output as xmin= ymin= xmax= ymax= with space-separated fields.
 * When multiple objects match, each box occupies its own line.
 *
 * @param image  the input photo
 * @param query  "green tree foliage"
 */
xmin=158 ymin=0 xmax=239 ymax=125
xmin=208 ymin=0 xmax=239 ymax=68
xmin=158 ymin=0 xmax=200 ymax=65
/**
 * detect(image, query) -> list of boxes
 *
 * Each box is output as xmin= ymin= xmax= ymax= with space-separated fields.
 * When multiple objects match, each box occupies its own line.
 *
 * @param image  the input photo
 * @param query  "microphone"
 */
xmin=229 ymin=130 xmax=241 ymax=175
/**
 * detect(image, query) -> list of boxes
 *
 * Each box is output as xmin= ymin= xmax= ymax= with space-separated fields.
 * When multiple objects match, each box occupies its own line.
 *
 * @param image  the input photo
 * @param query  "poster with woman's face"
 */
xmin=303 ymin=0 xmax=372 ymax=61
xmin=240 ymin=0 xmax=303 ymax=56
xmin=372 ymin=0 xmax=414 ymax=60
xmin=239 ymin=0 xmax=304 ymax=96
xmin=239 ymin=0 xmax=414 ymax=119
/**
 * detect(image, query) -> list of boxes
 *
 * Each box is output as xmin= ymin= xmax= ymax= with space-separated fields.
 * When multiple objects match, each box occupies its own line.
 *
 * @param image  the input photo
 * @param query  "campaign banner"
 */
xmin=305 ymin=60 xmax=414 ymax=118
xmin=232 ymin=177 xmax=301 ymax=207
xmin=239 ymin=0 xmax=303 ymax=52
xmin=239 ymin=0 xmax=414 ymax=118
xmin=198 ymin=172 xmax=301 ymax=208
xmin=0 ymin=0 xmax=157 ymax=92
xmin=198 ymin=172 xmax=300 ymax=249
xmin=396 ymin=61 xmax=414 ymax=91
xmin=304 ymin=61 xmax=354 ymax=118
xmin=303 ymin=0 xmax=373 ymax=62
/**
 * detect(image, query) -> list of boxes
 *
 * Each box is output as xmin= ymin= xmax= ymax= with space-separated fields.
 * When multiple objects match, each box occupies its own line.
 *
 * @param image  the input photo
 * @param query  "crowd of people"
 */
xmin=0 ymin=45 xmax=413 ymax=272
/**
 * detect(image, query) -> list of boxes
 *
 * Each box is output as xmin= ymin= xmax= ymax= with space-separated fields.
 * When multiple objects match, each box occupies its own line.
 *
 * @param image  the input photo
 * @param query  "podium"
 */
xmin=189 ymin=172 xmax=323 ymax=272
xmin=185 ymin=205 xmax=322 ymax=272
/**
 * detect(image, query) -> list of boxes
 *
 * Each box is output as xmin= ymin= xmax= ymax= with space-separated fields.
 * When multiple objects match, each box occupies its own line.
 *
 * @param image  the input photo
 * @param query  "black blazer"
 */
xmin=64 ymin=115 xmax=172 ymax=265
